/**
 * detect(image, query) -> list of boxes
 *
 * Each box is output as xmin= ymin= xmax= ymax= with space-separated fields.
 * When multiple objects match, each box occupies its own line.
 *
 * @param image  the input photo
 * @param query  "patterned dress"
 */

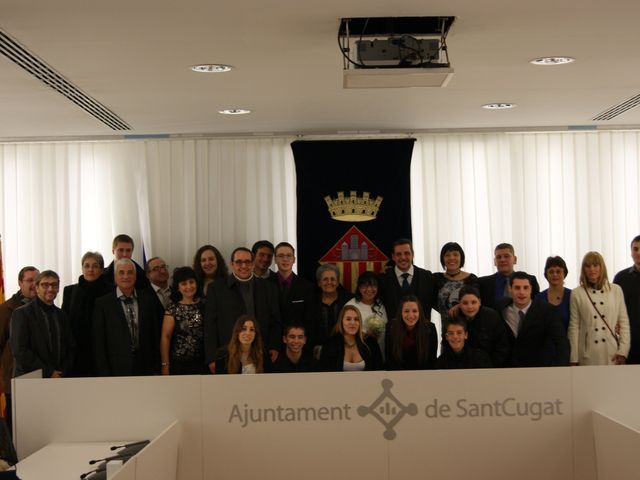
xmin=167 ymin=301 xmax=206 ymax=374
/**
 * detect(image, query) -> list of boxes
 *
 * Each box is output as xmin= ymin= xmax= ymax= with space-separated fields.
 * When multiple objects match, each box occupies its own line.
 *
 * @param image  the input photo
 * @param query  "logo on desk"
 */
xmin=357 ymin=379 xmax=418 ymax=440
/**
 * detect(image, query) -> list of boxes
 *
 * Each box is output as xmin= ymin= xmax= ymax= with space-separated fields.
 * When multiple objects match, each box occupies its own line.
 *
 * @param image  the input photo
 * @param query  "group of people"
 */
xmin=1 ymin=234 xmax=638 ymax=392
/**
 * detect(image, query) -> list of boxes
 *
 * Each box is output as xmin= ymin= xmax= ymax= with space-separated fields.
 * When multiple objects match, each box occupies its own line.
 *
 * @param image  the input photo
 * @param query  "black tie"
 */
xmin=401 ymin=273 xmax=410 ymax=291
xmin=121 ymin=296 xmax=138 ymax=351
xmin=518 ymin=310 xmax=525 ymax=332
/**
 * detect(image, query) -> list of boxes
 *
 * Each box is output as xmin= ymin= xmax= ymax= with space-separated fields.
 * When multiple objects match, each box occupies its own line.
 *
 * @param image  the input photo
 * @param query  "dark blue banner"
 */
xmin=292 ymin=139 xmax=414 ymax=291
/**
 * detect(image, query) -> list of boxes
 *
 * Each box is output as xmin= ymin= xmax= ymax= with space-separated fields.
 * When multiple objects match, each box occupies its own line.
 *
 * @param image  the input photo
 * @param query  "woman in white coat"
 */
xmin=569 ymin=251 xmax=630 ymax=365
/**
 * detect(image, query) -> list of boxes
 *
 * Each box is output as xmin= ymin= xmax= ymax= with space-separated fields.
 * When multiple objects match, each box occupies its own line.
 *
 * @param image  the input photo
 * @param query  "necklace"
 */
xmin=445 ymin=270 xmax=462 ymax=278
xmin=344 ymin=342 xmax=356 ymax=349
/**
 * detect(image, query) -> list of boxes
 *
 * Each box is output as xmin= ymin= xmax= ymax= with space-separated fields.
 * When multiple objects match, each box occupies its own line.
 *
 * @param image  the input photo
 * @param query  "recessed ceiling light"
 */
xmin=530 ymin=56 xmax=575 ymax=66
xmin=482 ymin=103 xmax=517 ymax=110
xmin=218 ymin=108 xmax=251 ymax=115
xmin=190 ymin=64 xmax=233 ymax=73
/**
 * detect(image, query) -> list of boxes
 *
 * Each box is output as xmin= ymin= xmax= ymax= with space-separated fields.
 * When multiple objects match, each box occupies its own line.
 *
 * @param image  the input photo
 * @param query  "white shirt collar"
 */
xmin=394 ymin=265 xmax=414 ymax=280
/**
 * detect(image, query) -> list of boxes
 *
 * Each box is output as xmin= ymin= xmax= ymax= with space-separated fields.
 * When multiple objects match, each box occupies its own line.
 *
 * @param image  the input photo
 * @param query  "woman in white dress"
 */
xmin=569 ymin=251 xmax=630 ymax=365
xmin=346 ymin=271 xmax=388 ymax=359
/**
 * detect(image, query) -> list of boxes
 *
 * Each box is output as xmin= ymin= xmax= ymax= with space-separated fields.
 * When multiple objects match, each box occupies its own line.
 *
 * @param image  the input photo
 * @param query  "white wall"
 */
xmin=13 ymin=366 xmax=640 ymax=480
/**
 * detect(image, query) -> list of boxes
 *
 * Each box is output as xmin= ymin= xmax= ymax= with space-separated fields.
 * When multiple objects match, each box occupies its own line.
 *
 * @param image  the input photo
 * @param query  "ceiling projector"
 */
xmin=339 ymin=16 xmax=455 ymax=88
xmin=356 ymin=36 xmax=440 ymax=67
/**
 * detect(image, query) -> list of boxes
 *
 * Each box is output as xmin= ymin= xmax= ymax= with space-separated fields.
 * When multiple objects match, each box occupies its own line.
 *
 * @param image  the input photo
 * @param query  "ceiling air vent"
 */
xmin=592 ymin=93 xmax=640 ymax=121
xmin=0 ymin=30 xmax=131 ymax=130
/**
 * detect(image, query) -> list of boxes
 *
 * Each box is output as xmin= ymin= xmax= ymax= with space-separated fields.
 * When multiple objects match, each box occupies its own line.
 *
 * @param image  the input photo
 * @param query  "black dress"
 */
xmin=166 ymin=301 xmax=207 ymax=374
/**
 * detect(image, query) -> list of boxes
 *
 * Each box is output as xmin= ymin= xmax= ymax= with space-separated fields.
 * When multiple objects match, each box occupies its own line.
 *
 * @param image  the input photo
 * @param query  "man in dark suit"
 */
xmin=144 ymin=256 xmax=171 ymax=310
xmin=613 ymin=235 xmax=640 ymax=364
xmin=380 ymin=238 xmax=437 ymax=320
xmin=93 ymin=258 xmax=163 ymax=376
xmin=498 ymin=271 xmax=568 ymax=367
xmin=204 ymin=247 xmax=282 ymax=373
xmin=0 ymin=266 xmax=38 ymax=432
xmin=252 ymin=240 xmax=278 ymax=280
xmin=10 ymin=270 xmax=74 ymax=378
xmin=478 ymin=243 xmax=540 ymax=310
xmin=102 ymin=234 xmax=150 ymax=291
xmin=270 ymin=242 xmax=314 ymax=330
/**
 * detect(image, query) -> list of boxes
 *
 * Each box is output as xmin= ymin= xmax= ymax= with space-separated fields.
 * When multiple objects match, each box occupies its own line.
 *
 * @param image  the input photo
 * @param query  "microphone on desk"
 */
xmin=115 ymin=440 xmax=150 ymax=457
xmin=79 ymin=465 xmax=106 ymax=479
xmin=88 ymin=452 xmax=134 ymax=465
xmin=110 ymin=440 xmax=149 ymax=451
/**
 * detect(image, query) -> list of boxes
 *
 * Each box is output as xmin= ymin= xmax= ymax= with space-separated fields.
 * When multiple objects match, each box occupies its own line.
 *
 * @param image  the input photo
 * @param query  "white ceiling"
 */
xmin=2 ymin=0 xmax=640 ymax=140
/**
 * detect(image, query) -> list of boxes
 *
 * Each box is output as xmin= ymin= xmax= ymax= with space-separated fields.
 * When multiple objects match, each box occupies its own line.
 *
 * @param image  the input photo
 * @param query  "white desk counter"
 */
xmin=15 ymin=441 xmax=127 ymax=480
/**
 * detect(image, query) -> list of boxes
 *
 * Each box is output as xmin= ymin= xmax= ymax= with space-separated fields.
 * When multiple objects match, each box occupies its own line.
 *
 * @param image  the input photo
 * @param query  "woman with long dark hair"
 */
xmin=385 ymin=296 xmax=437 ymax=370
xmin=192 ymin=244 xmax=228 ymax=296
xmin=216 ymin=315 xmax=266 ymax=374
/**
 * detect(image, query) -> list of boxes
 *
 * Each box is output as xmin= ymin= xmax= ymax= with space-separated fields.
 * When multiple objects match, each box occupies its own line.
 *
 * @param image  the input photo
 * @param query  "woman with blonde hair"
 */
xmin=318 ymin=305 xmax=383 ymax=372
xmin=215 ymin=315 xmax=266 ymax=374
xmin=569 ymin=251 xmax=630 ymax=365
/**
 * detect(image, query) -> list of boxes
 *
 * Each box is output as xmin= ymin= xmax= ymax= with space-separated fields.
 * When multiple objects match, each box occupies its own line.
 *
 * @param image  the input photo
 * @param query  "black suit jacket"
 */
xmin=204 ymin=275 xmax=282 ymax=364
xmin=498 ymin=298 xmax=569 ymax=367
xmin=380 ymin=266 xmax=437 ymax=320
xmin=478 ymin=272 xmax=540 ymax=311
xmin=10 ymin=300 xmax=75 ymax=378
xmin=269 ymin=273 xmax=314 ymax=329
xmin=318 ymin=334 xmax=383 ymax=372
xmin=92 ymin=289 xmax=163 ymax=376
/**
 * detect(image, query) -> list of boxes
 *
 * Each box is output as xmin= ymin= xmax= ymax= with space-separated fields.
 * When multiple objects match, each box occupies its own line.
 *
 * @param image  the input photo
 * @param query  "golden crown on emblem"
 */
xmin=324 ymin=191 xmax=383 ymax=222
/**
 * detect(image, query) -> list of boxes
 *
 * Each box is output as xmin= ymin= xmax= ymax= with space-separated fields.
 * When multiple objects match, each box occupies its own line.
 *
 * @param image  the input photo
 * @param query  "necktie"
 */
xmin=518 ymin=310 xmax=525 ymax=332
xmin=159 ymin=288 xmax=170 ymax=307
xmin=401 ymin=273 xmax=410 ymax=291
xmin=121 ymin=296 xmax=138 ymax=350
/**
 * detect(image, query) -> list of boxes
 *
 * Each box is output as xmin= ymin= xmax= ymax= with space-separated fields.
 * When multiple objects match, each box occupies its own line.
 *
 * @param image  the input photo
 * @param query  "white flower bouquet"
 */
xmin=364 ymin=314 xmax=386 ymax=339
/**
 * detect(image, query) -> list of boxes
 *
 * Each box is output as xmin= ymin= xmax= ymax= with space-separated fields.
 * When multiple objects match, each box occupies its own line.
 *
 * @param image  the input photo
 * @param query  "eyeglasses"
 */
xmin=233 ymin=260 xmax=253 ymax=266
xmin=445 ymin=330 xmax=466 ymax=337
xmin=39 ymin=282 xmax=60 ymax=290
xmin=150 ymin=264 xmax=169 ymax=272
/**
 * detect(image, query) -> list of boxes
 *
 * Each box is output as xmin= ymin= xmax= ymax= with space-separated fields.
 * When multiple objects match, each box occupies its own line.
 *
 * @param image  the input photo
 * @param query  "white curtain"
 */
xmin=1 ymin=131 xmax=639 ymax=298
xmin=411 ymin=131 xmax=640 ymax=288
xmin=0 ymin=137 xmax=297 ymax=295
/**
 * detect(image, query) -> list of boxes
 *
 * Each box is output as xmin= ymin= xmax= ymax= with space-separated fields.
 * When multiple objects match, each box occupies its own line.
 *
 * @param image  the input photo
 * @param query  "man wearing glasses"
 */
xmin=10 ymin=270 xmax=74 ymax=378
xmin=145 ymin=257 xmax=171 ymax=309
xmin=204 ymin=247 xmax=281 ymax=373
xmin=270 ymin=242 xmax=314 ymax=331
